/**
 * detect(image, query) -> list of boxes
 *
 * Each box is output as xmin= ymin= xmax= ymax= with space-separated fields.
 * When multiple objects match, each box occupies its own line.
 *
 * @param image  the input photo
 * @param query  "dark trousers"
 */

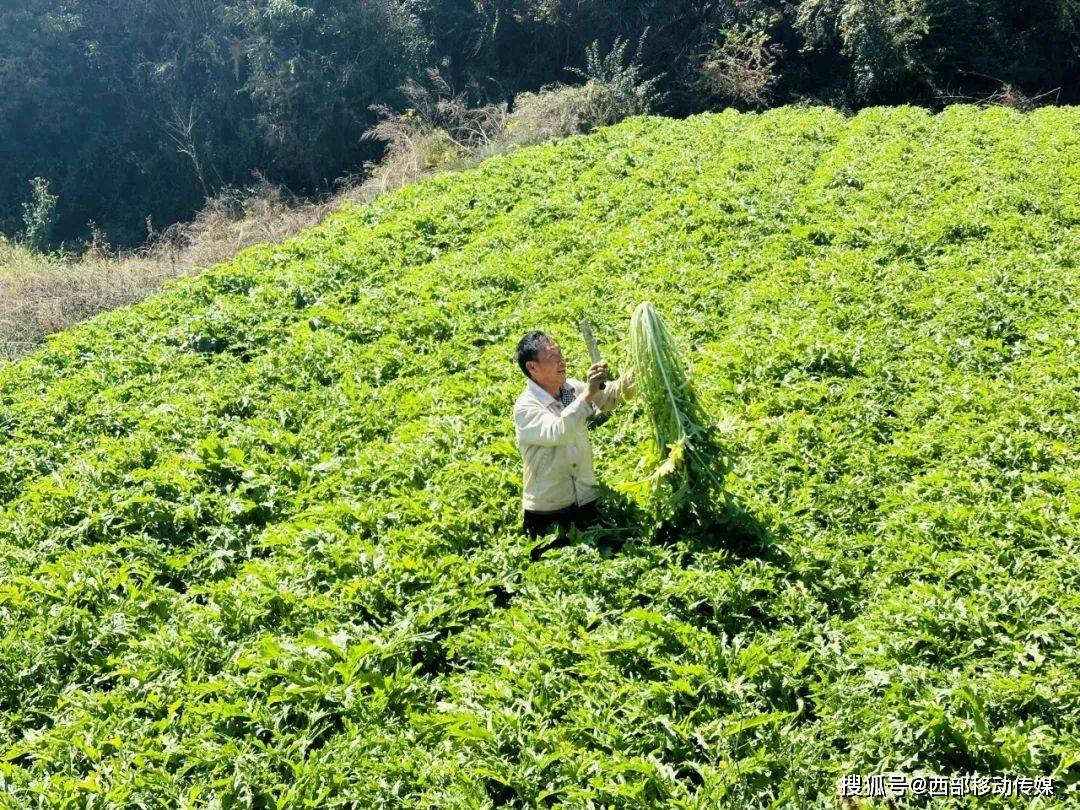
xmin=523 ymin=500 xmax=599 ymax=540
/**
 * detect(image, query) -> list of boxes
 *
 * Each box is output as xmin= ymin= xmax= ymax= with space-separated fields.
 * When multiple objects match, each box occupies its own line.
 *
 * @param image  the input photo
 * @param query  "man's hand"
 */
xmin=585 ymin=362 xmax=609 ymax=404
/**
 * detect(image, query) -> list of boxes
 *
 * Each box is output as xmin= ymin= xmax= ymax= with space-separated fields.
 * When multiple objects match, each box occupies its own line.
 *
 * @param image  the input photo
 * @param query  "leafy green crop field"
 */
xmin=1 ymin=106 xmax=1078 ymax=808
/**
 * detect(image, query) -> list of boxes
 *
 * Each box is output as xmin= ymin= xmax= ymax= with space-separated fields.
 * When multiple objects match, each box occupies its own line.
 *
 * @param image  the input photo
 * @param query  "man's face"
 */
xmin=527 ymin=340 xmax=566 ymax=389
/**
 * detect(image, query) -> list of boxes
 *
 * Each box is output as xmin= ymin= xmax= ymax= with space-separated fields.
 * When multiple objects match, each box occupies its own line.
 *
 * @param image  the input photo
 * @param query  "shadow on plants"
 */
xmin=653 ymin=492 xmax=790 ymax=566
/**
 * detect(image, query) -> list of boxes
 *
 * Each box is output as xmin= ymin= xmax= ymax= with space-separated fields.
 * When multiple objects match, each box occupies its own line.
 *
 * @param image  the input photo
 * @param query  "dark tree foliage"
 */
xmin=2 ymin=0 xmax=1077 ymax=248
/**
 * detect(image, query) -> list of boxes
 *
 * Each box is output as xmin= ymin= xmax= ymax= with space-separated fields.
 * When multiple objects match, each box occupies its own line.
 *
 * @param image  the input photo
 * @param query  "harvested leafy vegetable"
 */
xmin=629 ymin=301 xmax=727 ymax=521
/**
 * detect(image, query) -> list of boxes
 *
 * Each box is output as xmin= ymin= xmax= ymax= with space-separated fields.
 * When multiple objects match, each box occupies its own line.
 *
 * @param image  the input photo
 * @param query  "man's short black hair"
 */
xmin=516 ymin=330 xmax=551 ymax=379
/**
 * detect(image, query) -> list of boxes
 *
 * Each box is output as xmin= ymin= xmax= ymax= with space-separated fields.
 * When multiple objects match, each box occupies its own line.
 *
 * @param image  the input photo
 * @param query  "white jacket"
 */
xmin=513 ymin=371 xmax=636 ymax=512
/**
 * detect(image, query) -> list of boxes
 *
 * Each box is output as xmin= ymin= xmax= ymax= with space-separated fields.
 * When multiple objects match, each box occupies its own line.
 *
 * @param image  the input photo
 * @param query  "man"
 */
xmin=513 ymin=330 xmax=637 ymax=539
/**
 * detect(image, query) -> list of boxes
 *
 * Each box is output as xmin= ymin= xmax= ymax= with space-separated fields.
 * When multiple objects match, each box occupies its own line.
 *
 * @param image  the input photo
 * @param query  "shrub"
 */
xmin=796 ymin=0 xmax=932 ymax=99
xmin=362 ymin=68 xmax=509 ymax=192
xmin=508 ymin=82 xmax=612 ymax=144
xmin=509 ymin=36 xmax=662 ymax=145
xmin=567 ymin=36 xmax=664 ymax=121
xmin=697 ymin=25 xmax=782 ymax=109
xmin=19 ymin=177 xmax=57 ymax=253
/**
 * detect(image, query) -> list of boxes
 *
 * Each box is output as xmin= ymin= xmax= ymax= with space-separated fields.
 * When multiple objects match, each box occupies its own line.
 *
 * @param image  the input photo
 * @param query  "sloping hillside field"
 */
xmin=1 ymin=107 xmax=1078 ymax=807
